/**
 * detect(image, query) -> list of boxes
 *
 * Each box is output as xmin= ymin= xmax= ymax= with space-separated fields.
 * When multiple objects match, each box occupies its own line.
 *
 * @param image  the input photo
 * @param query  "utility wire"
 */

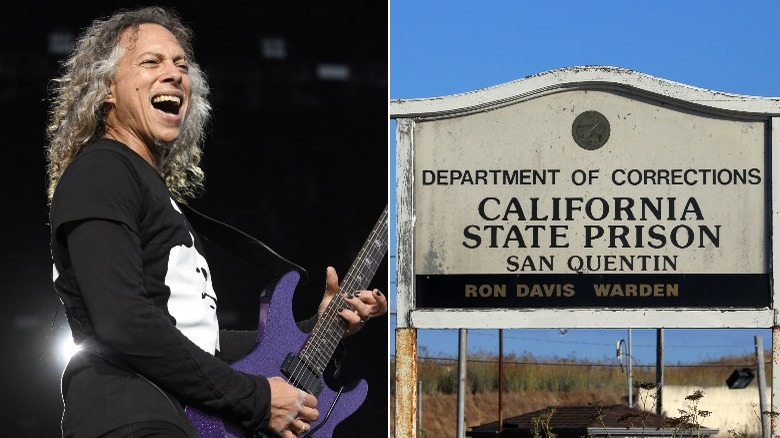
xmin=388 ymin=321 xmax=761 ymax=351
xmin=391 ymin=354 xmax=766 ymax=369
xmin=466 ymin=330 xmax=753 ymax=350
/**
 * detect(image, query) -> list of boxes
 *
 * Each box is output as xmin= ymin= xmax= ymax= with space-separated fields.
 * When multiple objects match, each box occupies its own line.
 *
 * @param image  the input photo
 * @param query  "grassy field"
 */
xmin=395 ymin=352 xmax=766 ymax=394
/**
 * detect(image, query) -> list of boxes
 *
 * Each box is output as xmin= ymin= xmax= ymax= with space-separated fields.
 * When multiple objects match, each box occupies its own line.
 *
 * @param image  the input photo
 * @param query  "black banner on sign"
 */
xmin=415 ymin=273 xmax=770 ymax=309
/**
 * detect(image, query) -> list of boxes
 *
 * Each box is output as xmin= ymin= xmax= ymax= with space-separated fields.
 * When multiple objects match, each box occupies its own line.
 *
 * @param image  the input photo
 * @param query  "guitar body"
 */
xmin=185 ymin=271 xmax=368 ymax=437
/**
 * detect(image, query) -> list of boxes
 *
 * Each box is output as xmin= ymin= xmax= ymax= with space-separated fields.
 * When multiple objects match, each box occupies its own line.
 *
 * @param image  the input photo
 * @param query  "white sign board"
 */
xmin=392 ymin=67 xmax=780 ymax=329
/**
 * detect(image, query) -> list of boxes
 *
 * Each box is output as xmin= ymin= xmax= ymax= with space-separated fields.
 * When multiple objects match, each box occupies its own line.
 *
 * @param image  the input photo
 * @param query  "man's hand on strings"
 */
xmin=318 ymin=266 xmax=388 ymax=337
xmin=267 ymin=377 xmax=318 ymax=437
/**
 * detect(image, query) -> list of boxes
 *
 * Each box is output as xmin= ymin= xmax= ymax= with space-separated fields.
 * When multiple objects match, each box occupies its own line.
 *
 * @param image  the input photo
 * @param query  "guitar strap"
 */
xmin=181 ymin=204 xmax=309 ymax=285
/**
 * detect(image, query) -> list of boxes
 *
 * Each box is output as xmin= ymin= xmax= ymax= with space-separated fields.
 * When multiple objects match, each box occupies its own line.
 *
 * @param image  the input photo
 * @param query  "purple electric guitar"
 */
xmin=185 ymin=206 xmax=388 ymax=437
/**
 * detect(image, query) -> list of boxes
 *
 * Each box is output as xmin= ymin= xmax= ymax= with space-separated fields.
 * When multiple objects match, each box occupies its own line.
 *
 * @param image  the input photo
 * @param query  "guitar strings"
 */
xmin=302 ymin=206 xmax=387 ymax=370
xmin=286 ymin=207 xmax=388 ymax=392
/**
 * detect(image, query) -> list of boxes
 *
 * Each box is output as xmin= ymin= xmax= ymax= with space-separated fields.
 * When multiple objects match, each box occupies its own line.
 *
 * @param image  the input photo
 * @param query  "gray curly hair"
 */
xmin=45 ymin=6 xmax=212 ymax=204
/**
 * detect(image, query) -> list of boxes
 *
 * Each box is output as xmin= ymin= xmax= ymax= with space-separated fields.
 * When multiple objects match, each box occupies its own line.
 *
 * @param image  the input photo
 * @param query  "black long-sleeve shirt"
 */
xmin=50 ymin=139 xmax=272 ymax=437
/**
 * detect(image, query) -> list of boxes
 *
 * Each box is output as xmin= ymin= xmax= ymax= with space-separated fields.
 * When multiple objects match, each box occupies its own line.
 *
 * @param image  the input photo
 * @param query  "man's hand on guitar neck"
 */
xmin=267 ymin=377 xmax=318 ymax=437
xmin=319 ymin=266 xmax=388 ymax=336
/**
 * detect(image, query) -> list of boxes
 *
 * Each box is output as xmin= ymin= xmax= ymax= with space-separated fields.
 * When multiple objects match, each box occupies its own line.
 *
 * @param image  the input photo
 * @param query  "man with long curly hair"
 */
xmin=45 ymin=6 xmax=386 ymax=438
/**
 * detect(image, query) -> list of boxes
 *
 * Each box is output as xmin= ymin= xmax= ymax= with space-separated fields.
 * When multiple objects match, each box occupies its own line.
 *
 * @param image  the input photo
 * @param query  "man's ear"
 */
xmin=104 ymin=84 xmax=116 ymax=105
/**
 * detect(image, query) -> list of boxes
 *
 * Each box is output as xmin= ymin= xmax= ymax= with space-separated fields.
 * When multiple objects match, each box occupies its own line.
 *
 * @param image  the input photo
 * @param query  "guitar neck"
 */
xmin=298 ymin=206 xmax=388 ymax=376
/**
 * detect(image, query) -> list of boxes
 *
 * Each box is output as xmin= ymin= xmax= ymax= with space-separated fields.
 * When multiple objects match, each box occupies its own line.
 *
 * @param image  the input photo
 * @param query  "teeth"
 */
xmin=153 ymin=95 xmax=181 ymax=106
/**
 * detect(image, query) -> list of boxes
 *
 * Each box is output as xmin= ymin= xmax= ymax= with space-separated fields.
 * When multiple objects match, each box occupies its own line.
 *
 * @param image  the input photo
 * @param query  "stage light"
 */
xmin=60 ymin=335 xmax=80 ymax=363
xmin=261 ymin=37 xmax=287 ymax=59
xmin=48 ymin=29 xmax=74 ymax=55
xmin=316 ymin=63 xmax=350 ymax=81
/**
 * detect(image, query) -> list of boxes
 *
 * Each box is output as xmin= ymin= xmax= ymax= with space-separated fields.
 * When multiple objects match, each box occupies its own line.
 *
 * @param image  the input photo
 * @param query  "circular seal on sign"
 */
xmin=572 ymin=110 xmax=610 ymax=150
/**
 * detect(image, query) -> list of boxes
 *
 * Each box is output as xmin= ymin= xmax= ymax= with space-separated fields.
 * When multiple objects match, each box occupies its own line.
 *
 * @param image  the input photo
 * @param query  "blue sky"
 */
xmin=389 ymin=0 xmax=780 ymax=365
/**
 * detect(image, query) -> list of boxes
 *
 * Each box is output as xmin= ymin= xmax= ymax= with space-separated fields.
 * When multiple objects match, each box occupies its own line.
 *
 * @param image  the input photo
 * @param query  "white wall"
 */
xmin=638 ymin=385 xmax=766 ymax=437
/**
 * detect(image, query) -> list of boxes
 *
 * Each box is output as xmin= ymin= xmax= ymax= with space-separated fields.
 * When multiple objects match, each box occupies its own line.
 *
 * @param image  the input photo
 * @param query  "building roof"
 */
xmin=468 ymin=404 xmax=718 ymax=437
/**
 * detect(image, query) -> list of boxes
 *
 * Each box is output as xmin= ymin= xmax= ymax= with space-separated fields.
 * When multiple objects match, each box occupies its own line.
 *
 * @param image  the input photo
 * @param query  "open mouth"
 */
xmin=151 ymin=94 xmax=182 ymax=115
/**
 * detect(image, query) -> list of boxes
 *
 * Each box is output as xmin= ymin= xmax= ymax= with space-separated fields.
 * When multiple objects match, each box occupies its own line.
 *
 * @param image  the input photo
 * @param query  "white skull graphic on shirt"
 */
xmin=165 ymin=199 xmax=220 ymax=354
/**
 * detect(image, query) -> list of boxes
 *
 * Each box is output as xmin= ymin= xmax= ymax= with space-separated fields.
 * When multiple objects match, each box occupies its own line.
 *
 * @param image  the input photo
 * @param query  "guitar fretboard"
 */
xmin=298 ymin=206 xmax=388 ymax=376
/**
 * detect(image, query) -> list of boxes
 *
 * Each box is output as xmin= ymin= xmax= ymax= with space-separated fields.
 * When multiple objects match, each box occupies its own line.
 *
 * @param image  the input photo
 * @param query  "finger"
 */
xmin=342 ymin=295 xmax=370 ymax=322
xmin=301 ymin=392 xmax=318 ymax=410
xmin=338 ymin=309 xmax=364 ymax=337
xmin=349 ymin=289 xmax=388 ymax=317
xmin=298 ymin=404 xmax=320 ymax=422
xmin=325 ymin=267 xmax=340 ymax=295
xmin=339 ymin=308 xmax=361 ymax=326
xmin=290 ymin=389 xmax=305 ymax=418
xmin=289 ymin=419 xmax=311 ymax=436
xmin=351 ymin=290 xmax=378 ymax=307
xmin=371 ymin=289 xmax=388 ymax=316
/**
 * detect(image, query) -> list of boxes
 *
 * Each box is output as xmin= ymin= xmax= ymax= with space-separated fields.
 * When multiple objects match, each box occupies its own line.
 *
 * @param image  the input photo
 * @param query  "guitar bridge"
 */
xmin=280 ymin=353 xmax=324 ymax=396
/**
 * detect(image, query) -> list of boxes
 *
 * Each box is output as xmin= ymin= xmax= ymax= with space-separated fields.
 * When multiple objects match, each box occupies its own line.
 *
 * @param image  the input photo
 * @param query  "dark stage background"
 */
xmin=1 ymin=1 xmax=388 ymax=436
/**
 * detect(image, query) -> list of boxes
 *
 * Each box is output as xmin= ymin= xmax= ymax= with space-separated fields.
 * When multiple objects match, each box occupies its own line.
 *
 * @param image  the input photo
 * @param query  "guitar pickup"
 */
xmin=280 ymin=353 xmax=324 ymax=396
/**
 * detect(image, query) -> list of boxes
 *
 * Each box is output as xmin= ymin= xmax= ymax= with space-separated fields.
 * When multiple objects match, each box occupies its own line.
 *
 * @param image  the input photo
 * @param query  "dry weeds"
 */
xmin=391 ymin=389 xmax=623 ymax=438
